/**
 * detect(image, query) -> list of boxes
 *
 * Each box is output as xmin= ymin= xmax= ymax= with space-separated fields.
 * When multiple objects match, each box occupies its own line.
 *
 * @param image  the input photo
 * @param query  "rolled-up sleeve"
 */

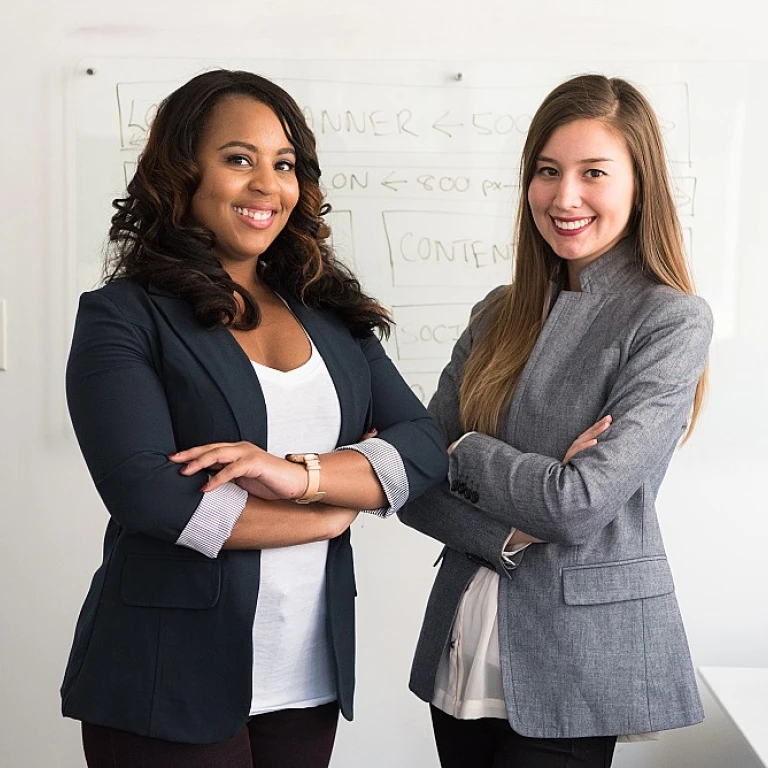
xmin=176 ymin=481 xmax=248 ymax=558
xmin=447 ymin=294 xmax=713 ymax=545
xmin=67 ymin=291 xmax=208 ymax=542
xmin=354 ymin=334 xmax=448 ymax=505
xmin=336 ymin=437 xmax=408 ymax=517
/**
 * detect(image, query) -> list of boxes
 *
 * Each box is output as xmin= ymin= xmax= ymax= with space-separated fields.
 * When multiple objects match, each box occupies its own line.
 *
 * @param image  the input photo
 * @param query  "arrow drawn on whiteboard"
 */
xmin=432 ymin=112 xmax=464 ymax=138
xmin=658 ymin=117 xmax=676 ymax=135
xmin=126 ymin=101 xmax=147 ymax=142
xmin=381 ymin=171 xmax=408 ymax=192
xmin=673 ymin=188 xmax=691 ymax=208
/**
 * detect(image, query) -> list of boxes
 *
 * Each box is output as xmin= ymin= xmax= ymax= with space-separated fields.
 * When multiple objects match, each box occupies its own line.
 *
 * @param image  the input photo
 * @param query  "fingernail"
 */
xmin=200 ymin=483 xmax=209 ymax=492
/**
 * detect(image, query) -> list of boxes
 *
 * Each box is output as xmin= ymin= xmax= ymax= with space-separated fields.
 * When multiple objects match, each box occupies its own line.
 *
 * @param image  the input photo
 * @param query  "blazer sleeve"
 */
xmin=357 ymin=334 xmax=448 ymax=502
xmin=448 ymin=292 xmax=714 ymax=545
xmin=66 ymin=290 xmax=206 ymax=543
xmin=398 ymin=289 xmax=516 ymax=572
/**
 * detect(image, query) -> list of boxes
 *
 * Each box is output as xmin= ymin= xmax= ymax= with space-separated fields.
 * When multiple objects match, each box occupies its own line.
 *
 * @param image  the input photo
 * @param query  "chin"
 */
xmin=550 ymin=244 xmax=586 ymax=261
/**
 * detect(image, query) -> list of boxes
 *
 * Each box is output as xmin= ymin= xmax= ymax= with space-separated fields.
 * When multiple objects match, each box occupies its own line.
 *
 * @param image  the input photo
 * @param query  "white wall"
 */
xmin=1 ymin=2 xmax=766 ymax=767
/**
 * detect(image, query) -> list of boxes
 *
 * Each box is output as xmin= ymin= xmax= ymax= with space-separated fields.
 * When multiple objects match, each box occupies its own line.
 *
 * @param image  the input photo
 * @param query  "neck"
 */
xmin=566 ymin=264 xmax=582 ymax=292
xmin=222 ymin=258 xmax=263 ymax=296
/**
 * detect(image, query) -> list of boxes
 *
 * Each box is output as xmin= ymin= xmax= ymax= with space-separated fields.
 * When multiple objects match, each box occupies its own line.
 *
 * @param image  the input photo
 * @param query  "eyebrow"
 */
xmin=217 ymin=141 xmax=296 ymax=156
xmin=537 ymin=155 xmax=616 ymax=164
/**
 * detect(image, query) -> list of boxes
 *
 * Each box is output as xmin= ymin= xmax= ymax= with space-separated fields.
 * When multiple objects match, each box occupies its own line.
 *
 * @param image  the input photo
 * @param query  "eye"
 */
xmin=225 ymin=154 xmax=251 ymax=167
xmin=275 ymin=159 xmax=296 ymax=172
xmin=585 ymin=168 xmax=607 ymax=178
xmin=536 ymin=166 xmax=558 ymax=178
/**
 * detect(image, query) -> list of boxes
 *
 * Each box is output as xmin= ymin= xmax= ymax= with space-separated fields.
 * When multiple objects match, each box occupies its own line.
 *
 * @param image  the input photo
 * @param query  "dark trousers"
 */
xmin=81 ymin=701 xmax=339 ymax=768
xmin=430 ymin=705 xmax=617 ymax=768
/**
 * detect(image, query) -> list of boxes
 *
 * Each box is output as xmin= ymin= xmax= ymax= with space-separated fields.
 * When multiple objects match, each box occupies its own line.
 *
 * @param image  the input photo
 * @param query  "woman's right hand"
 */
xmin=562 ymin=415 xmax=612 ymax=464
xmin=170 ymin=441 xmax=308 ymax=499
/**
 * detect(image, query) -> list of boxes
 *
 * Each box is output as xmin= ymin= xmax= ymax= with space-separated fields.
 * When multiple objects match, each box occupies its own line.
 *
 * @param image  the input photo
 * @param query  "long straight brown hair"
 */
xmin=460 ymin=74 xmax=707 ymax=439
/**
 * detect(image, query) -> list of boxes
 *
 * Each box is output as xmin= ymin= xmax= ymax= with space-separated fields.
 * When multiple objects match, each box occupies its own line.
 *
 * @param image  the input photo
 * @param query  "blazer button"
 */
xmin=456 ymin=481 xmax=466 ymax=493
xmin=463 ymin=488 xmax=472 ymax=500
xmin=450 ymin=480 xmax=458 ymax=491
xmin=470 ymin=491 xmax=479 ymax=503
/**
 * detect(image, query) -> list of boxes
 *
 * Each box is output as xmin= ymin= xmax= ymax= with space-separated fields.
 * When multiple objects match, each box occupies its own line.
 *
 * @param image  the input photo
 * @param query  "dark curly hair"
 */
xmin=106 ymin=69 xmax=391 ymax=338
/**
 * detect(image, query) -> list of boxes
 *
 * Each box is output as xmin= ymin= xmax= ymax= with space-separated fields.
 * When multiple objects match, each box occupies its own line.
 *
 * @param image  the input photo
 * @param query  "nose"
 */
xmin=552 ymin=174 xmax=582 ymax=211
xmin=248 ymin=160 xmax=280 ymax=195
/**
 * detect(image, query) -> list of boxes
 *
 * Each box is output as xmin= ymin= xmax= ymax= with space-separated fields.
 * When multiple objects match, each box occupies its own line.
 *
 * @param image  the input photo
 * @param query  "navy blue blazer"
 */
xmin=61 ymin=280 xmax=447 ymax=744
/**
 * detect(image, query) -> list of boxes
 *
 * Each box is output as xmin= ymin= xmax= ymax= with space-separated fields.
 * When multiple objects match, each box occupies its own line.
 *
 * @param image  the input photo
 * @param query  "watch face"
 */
xmin=285 ymin=453 xmax=319 ymax=463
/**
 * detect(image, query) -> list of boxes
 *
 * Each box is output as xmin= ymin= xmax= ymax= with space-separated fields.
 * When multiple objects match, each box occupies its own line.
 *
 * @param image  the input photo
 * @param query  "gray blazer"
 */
xmin=399 ymin=238 xmax=712 ymax=738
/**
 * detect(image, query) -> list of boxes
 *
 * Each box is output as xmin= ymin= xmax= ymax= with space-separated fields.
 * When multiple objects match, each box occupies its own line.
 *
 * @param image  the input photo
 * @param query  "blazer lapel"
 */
xmin=282 ymin=294 xmax=366 ymax=447
xmin=506 ymin=239 xmax=639 ymax=441
xmin=148 ymin=286 xmax=268 ymax=446
xmin=503 ymin=290 xmax=609 ymax=445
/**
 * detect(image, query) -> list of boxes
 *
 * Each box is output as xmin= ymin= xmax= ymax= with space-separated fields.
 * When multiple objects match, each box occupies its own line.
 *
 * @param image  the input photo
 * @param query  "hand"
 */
xmin=169 ymin=442 xmax=307 ymax=499
xmin=508 ymin=528 xmax=545 ymax=545
xmin=562 ymin=415 xmax=612 ymax=465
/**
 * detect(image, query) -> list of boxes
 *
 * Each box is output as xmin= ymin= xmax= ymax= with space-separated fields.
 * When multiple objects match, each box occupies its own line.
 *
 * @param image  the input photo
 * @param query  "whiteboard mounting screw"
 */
xmin=86 ymin=67 xmax=96 ymax=76
xmin=455 ymin=72 xmax=463 ymax=82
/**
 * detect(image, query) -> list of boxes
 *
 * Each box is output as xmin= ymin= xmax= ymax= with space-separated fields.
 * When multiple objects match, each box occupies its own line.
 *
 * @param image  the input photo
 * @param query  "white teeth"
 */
xmin=234 ymin=206 xmax=274 ymax=221
xmin=554 ymin=217 xmax=593 ymax=230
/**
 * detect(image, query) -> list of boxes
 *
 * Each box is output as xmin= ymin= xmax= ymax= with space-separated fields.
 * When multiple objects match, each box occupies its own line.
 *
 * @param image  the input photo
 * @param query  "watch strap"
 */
xmin=285 ymin=453 xmax=326 ymax=504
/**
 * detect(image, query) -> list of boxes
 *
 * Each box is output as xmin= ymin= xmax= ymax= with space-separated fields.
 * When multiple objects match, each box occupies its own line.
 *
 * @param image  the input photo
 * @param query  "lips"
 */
xmin=551 ymin=216 xmax=595 ymax=235
xmin=233 ymin=205 xmax=278 ymax=230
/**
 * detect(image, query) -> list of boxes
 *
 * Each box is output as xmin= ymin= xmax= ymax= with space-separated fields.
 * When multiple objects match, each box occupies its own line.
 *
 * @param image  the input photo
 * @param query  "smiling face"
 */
xmin=190 ymin=96 xmax=300 ymax=279
xmin=527 ymin=118 xmax=636 ymax=285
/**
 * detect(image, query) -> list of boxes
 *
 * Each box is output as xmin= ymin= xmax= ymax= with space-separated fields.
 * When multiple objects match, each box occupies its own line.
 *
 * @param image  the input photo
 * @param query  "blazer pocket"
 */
xmin=121 ymin=554 xmax=221 ymax=610
xmin=562 ymin=556 xmax=674 ymax=606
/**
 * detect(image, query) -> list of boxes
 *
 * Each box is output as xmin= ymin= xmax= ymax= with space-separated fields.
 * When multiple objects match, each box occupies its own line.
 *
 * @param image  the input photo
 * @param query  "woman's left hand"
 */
xmin=562 ymin=415 xmax=612 ymax=465
xmin=169 ymin=442 xmax=307 ymax=500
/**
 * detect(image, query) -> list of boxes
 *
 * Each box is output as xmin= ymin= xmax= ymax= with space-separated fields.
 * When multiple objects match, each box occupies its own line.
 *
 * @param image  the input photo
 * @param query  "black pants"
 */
xmin=81 ymin=701 xmax=339 ymax=768
xmin=430 ymin=705 xmax=617 ymax=768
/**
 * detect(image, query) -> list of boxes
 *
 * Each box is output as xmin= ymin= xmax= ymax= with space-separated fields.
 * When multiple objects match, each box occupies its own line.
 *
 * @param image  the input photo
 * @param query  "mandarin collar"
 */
xmin=573 ymin=237 xmax=642 ymax=294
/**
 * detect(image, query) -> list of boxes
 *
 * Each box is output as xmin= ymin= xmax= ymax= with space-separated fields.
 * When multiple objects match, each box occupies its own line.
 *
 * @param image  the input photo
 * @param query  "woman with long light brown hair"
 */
xmin=400 ymin=74 xmax=711 ymax=767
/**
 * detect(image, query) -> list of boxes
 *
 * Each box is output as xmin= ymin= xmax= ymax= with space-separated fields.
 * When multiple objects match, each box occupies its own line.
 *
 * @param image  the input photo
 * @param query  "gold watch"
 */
xmin=284 ymin=453 xmax=326 ymax=504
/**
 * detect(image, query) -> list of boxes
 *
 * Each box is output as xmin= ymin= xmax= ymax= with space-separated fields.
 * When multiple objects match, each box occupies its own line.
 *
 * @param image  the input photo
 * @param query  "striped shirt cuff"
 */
xmin=176 ymin=481 xmax=248 ymax=559
xmin=336 ymin=437 xmax=408 ymax=518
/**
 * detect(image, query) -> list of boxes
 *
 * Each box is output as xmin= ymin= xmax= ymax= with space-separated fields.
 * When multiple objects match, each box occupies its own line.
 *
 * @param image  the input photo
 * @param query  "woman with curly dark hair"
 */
xmin=61 ymin=69 xmax=447 ymax=768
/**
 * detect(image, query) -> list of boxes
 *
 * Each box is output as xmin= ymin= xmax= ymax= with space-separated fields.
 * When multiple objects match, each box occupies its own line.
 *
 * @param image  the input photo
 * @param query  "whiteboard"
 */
xmin=66 ymin=58 xmax=768 ymax=768
xmin=71 ymin=58 xmax=754 ymax=403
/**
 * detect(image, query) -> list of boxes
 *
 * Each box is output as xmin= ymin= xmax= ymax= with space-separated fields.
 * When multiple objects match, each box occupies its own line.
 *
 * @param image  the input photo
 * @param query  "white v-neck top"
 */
xmin=174 ymin=316 xmax=413 ymax=714
xmin=248 ymin=339 xmax=342 ymax=716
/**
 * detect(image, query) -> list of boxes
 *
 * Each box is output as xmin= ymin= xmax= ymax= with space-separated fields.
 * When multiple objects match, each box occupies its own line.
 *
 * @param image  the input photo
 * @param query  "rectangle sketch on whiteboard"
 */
xmin=405 ymin=371 xmax=443 ymax=406
xmin=392 ymin=304 xmax=473 ymax=362
xmin=326 ymin=209 xmax=356 ymax=271
xmin=383 ymin=210 xmax=513 ymax=287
